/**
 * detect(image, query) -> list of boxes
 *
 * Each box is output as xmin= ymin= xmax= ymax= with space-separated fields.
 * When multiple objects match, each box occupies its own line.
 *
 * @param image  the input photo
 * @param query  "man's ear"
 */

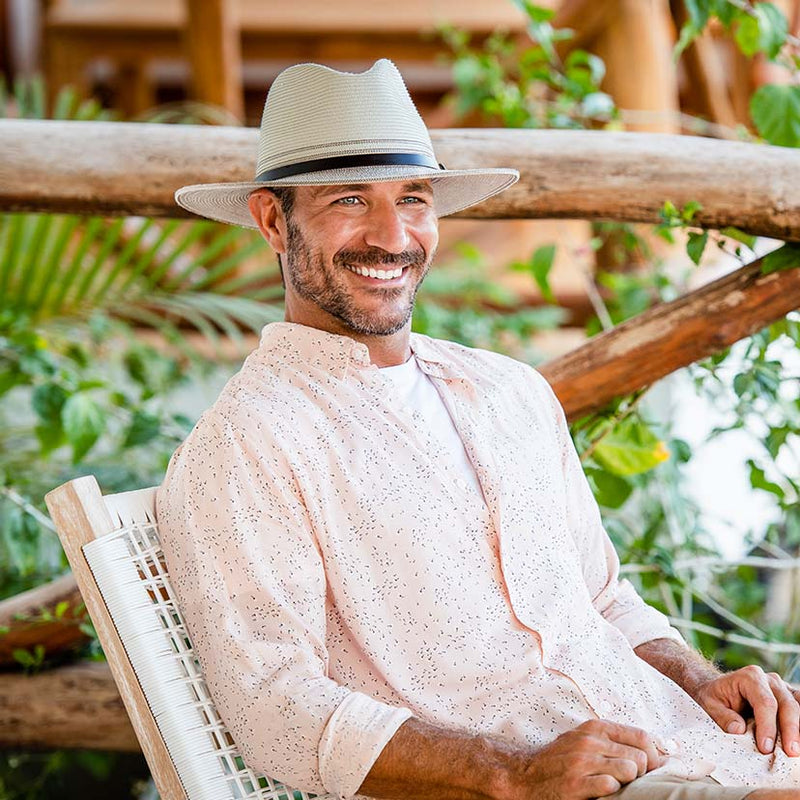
xmin=248 ymin=189 xmax=287 ymax=255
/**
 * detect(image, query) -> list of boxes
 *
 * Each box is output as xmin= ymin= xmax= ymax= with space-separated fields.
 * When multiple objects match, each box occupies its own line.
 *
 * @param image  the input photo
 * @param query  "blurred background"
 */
xmin=1 ymin=1 xmax=799 ymax=797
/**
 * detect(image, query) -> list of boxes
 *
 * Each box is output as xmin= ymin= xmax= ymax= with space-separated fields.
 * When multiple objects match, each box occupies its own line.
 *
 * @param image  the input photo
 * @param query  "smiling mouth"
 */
xmin=343 ymin=264 xmax=406 ymax=280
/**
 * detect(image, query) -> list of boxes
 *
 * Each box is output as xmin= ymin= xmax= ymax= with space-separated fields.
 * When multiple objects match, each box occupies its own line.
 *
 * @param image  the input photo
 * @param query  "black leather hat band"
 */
xmin=255 ymin=152 xmax=443 ymax=182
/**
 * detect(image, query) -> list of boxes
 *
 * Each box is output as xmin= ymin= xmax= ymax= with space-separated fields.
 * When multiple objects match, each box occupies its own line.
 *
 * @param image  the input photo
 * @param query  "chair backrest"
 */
xmin=45 ymin=475 xmax=321 ymax=800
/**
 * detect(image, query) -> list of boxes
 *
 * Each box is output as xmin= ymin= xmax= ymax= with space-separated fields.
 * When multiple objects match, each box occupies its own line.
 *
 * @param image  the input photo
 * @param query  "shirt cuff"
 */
xmin=318 ymin=692 xmax=414 ymax=798
xmin=606 ymin=579 xmax=687 ymax=650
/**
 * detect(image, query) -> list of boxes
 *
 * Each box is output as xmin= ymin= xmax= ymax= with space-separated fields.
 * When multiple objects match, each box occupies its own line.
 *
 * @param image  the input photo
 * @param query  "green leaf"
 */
xmin=565 ymin=49 xmax=605 ymax=85
xmin=761 ymin=243 xmax=800 ymax=274
xmin=685 ymin=0 xmax=711 ymax=30
xmin=747 ymin=459 xmax=785 ymax=500
xmin=720 ymin=227 xmax=757 ymax=249
xmin=12 ymin=648 xmax=35 ymax=667
xmin=593 ymin=418 xmax=671 ymax=477
xmin=31 ymin=382 xmax=67 ymax=423
xmin=62 ymin=393 xmax=106 ymax=462
xmin=765 ymin=426 xmax=790 ymax=458
xmin=660 ymin=200 xmax=680 ymax=222
xmin=670 ymin=438 xmax=693 ymax=464
xmin=735 ymin=12 xmax=761 ymax=56
xmin=736 ymin=3 xmax=788 ymax=58
xmin=733 ymin=372 xmax=753 ymax=397
xmin=54 ymin=600 xmax=70 ymax=618
xmin=585 ymin=467 xmax=633 ymax=509
xmin=523 ymin=244 xmax=556 ymax=303
xmin=687 ymin=230 xmax=708 ymax=265
xmin=681 ymin=201 xmax=703 ymax=222
xmin=673 ymin=0 xmax=711 ymax=57
xmin=123 ymin=411 xmax=161 ymax=448
xmin=750 ymin=84 xmax=800 ymax=147
xmin=35 ymin=422 xmax=66 ymax=455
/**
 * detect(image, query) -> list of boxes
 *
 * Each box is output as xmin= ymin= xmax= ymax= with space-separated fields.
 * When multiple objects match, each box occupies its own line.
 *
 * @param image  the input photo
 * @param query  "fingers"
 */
xmin=767 ymin=672 xmax=800 ymax=757
xmin=582 ymin=774 xmax=622 ymax=798
xmin=732 ymin=666 xmax=800 ymax=756
xmin=736 ymin=666 xmax=779 ymax=753
xmin=702 ymin=696 xmax=748 ymax=735
xmin=601 ymin=721 xmax=665 ymax=772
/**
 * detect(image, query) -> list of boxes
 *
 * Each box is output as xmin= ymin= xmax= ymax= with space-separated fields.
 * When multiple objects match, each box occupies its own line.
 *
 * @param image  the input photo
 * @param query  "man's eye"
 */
xmin=335 ymin=196 xmax=361 ymax=205
xmin=400 ymin=196 xmax=425 ymax=204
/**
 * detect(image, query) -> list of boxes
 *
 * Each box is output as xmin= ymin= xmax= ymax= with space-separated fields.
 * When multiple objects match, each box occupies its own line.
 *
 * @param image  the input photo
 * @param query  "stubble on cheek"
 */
xmin=283 ymin=218 xmax=435 ymax=336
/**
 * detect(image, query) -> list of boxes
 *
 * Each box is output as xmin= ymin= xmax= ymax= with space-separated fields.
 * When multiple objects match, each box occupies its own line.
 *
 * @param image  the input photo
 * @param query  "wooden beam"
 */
xmin=541 ymin=253 xmax=800 ymax=421
xmin=184 ymin=0 xmax=244 ymax=121
xmin=0 ymin=661 xmax=139 ymax=751
xmin=553 ymin=0 xmax=613 ymax=50
xmin=0 ymin=573 xmax=88 ymax=666
xmin=593 ymin=0 xmax=681 ymax=133
xmin=2 ymin=122 xmax=799 ymax=240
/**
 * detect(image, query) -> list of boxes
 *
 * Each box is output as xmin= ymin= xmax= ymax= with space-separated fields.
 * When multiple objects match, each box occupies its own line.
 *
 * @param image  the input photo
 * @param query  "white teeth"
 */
xmin=344 ymin=264 xmax=405 ymax=280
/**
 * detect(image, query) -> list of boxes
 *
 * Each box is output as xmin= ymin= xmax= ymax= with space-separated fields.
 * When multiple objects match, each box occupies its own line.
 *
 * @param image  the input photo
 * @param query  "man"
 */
xmin=157 ymin=60 xmax=800 ymax=800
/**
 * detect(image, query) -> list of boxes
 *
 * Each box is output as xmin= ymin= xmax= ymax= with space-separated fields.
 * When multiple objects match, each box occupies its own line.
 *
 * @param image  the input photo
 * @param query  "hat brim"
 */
xmin=174 ymin=165 xmax=520 ymax=228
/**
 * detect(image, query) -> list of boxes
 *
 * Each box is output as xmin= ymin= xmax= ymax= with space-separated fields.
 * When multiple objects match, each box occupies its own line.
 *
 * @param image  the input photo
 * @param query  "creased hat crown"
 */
xmin=255 ymin=59 xmax=437 ymax=179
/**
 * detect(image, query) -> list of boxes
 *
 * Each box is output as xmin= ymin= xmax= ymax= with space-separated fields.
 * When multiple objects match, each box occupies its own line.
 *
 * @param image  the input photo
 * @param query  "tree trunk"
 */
xmin=0 ymin=661 xmax=138 ymax=751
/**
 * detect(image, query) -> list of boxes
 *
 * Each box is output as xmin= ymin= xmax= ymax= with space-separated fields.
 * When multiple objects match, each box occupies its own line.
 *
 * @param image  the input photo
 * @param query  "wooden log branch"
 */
xmin=2 ymin=121 xmax=800 ymax=240
xmin=541 ymin=252 xmax=800 ymax=420
xmin=0 ymin=661 xmax=138 ymax=751
xmin=0 ymin=573 xmax=88 ymax=666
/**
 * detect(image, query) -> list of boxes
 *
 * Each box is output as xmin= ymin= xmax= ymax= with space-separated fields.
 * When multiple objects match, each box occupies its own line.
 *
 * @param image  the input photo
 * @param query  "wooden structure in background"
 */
xmin=592 ymin=0 xmax=680 ymax=134
xmin=184 ymin=0 xmax=243 ymax=121
xmin=2 ymin=122 xmax=798 ymax=239
xmin=0 ymin=661 xmax=138 ymax=751
xmin=42 ymin=0 xmax=533 ymax=119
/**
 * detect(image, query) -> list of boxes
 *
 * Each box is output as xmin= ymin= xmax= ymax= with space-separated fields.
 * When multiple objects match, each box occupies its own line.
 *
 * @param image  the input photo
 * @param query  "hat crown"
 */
xmin=255 ymin=59 xmax=436 ymax=178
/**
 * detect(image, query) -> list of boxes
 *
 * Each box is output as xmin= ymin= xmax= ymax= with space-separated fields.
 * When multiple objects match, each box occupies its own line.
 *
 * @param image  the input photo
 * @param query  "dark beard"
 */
xmin=283 ymin=216 xmax=433 ymax=336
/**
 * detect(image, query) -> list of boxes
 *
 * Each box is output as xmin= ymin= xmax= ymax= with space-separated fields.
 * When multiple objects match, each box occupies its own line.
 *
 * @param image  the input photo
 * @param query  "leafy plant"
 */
xmin=441 ymin=3 xmax=618 ymax=129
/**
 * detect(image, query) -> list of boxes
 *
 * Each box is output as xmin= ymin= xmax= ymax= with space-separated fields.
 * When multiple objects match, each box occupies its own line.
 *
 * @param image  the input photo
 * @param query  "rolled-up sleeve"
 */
xmin=535 ymin=373 xmax=685 ymax=650
xmin=156 ymin=408 xmax=412 ymax=797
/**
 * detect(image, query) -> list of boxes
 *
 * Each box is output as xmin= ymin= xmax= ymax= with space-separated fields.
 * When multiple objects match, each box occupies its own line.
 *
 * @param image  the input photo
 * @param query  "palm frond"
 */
xmin=1 ymin=79 xmax=283 ymax=353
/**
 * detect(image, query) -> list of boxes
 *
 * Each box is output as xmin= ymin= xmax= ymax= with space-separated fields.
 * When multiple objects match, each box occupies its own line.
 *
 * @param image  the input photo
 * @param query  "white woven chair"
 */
xmin=45 ymin=475 xmax=324 ymax=800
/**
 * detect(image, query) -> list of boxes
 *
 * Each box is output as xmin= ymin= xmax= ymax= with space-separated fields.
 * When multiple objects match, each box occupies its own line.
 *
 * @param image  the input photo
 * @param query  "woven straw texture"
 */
xmin=175 ymin=59 xmax=519 ymax=227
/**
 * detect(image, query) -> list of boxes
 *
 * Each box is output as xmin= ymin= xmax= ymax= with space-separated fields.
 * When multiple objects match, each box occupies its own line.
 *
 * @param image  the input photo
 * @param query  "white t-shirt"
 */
xmin=379 ymin=354 xmax=484 ymax=497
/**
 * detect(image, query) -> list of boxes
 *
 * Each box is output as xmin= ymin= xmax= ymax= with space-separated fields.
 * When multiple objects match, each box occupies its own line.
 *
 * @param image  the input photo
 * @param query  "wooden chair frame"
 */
xmin=45 ymin=475 xmax=320 ymax=800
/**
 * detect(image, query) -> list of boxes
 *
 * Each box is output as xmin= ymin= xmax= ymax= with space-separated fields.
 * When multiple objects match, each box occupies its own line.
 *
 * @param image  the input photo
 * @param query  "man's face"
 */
xmin=265 ymin=180 xmax=439 ymax=337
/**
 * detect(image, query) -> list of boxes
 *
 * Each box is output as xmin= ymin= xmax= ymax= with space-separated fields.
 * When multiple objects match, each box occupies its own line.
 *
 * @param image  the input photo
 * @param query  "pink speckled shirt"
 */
xmin=157 ymin=322 xmax=800 ymax=797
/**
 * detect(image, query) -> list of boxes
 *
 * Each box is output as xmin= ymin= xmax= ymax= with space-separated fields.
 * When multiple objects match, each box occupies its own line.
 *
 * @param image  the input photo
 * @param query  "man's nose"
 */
xmin=362 ymin=203 xmax=411 ymax=254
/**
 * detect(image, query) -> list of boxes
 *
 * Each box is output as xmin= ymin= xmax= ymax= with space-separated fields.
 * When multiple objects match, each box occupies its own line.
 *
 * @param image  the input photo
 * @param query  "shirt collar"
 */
xmin=258 ymin=322 xmax=466 ymax=381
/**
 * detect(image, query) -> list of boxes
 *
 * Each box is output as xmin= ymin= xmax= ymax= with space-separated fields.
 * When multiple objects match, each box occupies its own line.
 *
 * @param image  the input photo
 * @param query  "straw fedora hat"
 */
xmin=175 ymin=59 xmax=519 ymax=228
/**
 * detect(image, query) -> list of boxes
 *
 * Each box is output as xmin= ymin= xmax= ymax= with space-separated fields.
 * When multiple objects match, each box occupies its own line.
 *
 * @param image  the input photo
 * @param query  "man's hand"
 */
xmin=693 ymin=665 xmax=800 ymax=757
xmin=499 ymin=720 xmax=666 ymax=800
